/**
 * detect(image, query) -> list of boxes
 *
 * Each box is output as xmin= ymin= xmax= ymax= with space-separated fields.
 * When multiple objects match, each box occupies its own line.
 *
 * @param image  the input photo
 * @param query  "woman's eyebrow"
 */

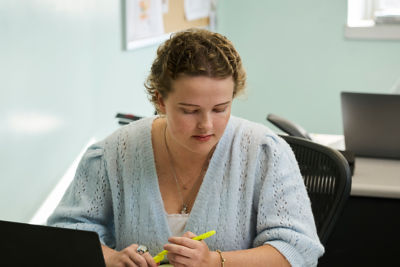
xmin=177 ymin=101 xmax=231 ymax=107
xmin=178 ymin=103 xmax=200 ymax=107
xmin=214 ymin=101 xmax=231 ymax=107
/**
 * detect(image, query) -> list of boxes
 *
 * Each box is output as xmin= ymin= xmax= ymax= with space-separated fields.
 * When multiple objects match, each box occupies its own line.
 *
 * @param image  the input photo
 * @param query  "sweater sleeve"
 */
xmin=253 ymin=135 xmax=324 ymax=267
xmin=47 ymin=143 xmax=115 ymax=248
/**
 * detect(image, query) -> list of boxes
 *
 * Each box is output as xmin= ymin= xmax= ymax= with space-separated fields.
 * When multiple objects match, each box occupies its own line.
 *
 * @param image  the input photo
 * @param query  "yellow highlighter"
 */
xmin=153 ymin=230 xmax=216 ymax=263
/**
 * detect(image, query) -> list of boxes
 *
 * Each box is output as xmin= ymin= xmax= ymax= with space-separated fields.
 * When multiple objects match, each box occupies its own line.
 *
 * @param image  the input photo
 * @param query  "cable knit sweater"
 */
xmin=47 ymin=116 xmax=324 ymax=266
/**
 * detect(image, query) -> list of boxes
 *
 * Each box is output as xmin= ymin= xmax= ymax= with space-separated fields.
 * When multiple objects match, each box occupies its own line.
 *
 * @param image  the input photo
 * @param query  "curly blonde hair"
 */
xmin=145 ymin=28 xmax=246 ymax=113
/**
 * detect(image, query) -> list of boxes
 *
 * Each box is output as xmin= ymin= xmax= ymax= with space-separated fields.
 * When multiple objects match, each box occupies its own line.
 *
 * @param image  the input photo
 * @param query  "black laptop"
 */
xmin=0 ymin=220 xmax=105 ymax=267
xmin=341 ymin=91 xmax=400 ymax=159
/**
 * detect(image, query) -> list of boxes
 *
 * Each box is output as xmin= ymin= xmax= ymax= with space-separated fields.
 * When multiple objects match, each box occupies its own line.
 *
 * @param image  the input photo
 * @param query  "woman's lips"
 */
xmin=193 ymin=134 xmax=213 ymax=142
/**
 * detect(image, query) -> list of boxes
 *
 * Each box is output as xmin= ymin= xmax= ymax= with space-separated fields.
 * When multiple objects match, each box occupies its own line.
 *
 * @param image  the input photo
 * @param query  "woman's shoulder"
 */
xmin=229 ymin=116 xmax=284 ymax=147
xmin=92 ymin=116 xmax=155 ymax=156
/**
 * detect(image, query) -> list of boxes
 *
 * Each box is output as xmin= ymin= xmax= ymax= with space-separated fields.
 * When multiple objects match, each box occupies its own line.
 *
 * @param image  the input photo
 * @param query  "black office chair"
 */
xmin=267 ymin=113 xmax=355 ymax=175
xmin=280 ymin=135 xmax=352 ymax=246
xmin=115 ymin=113 xmax=144 ymax=125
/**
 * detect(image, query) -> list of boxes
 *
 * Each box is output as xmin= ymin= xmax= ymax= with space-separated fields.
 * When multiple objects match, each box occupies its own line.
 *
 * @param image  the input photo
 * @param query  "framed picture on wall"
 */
xmin=125 ymin=0 xmax=168 ymax=50
xmin=125 ymin=0 xmax=213 ymax=50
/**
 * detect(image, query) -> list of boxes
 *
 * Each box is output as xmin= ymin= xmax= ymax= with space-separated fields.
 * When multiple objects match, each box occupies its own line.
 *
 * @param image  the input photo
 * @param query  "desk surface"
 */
xmin=311 ymin=134 xmax=400 ymax=199
xmin=351 ymin=157 xmax=400 ymax=199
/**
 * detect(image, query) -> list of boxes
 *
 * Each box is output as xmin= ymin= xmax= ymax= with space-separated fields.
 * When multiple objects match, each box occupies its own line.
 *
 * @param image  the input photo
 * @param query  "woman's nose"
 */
xmin=197 ymin=113 xmax=212 ymax=130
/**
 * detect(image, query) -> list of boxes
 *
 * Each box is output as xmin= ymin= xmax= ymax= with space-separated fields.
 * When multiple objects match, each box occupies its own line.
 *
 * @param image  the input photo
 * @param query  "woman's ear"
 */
xmin=156 ymin=92 xmax=166 ymax=114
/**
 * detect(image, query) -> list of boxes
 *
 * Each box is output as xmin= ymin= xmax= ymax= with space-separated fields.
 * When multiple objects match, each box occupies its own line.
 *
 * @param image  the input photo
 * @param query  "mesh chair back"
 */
xmin=281 ymin=135 xmax=352 ymax=245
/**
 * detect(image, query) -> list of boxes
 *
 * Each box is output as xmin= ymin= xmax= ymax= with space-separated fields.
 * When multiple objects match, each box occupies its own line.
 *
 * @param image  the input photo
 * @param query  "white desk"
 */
xmin=310 ymin=134 xmax=400 ymax=199
xmin=351 ymin=157 xmax=400 ymax=199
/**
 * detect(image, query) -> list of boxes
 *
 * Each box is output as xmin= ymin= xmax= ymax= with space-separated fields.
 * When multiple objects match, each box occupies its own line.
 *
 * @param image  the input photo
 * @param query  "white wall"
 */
xmin=0 ymin=0 xmax=156 ymax=222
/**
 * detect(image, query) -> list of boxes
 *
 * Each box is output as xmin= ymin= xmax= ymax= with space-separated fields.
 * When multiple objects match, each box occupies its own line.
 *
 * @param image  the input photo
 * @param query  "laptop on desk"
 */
xmin=341 ymin=91 xmax=400 ymax=159
xmin=0 ymin=220 xmax=105 ymax=267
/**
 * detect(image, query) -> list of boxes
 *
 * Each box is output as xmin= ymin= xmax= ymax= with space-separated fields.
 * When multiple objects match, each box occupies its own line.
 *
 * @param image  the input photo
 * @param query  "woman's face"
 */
xmin=158 ymin=75 xmax=234 ymax=156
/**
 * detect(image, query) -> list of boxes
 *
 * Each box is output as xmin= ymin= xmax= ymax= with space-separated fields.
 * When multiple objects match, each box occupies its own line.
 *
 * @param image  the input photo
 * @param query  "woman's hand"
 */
xmin=102 ymin=244 xmax=159 ymax=267
xmin=164 ymin=231 xmax=219 ymax=267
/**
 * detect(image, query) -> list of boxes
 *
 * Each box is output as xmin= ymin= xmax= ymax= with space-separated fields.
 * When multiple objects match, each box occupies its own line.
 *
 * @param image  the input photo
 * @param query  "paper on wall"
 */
xmin=162 ymin=0 xmax=168 ymax=13
xmin=126 ymin=0 xmax=164 ymax=42
xmin=184 ymin=0 xmax=211 ymax=21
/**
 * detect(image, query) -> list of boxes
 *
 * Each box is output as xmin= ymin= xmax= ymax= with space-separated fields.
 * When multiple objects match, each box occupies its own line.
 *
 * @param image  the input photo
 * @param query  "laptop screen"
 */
xmin=0 ymin=220 xmax=106 ymax=267
xmin=341 ymin=92 xmax=400 ymax=159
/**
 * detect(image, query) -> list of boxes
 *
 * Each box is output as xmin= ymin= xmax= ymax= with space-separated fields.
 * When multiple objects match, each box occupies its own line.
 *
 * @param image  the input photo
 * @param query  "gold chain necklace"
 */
xmin=163 ymin=125 xmax=213 ymax=214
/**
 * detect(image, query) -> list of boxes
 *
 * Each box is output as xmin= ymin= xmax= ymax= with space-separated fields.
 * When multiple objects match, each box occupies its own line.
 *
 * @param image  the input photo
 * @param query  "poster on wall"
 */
xmin=126 ymin=0 xmax=168 ymax=50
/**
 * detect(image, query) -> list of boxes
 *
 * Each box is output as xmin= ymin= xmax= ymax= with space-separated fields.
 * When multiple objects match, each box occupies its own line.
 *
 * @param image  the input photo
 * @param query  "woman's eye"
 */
xmin=182 ymin=109 xmax=198 ymax=114
xmin=213 ymin=108 xmax=227 ymax=113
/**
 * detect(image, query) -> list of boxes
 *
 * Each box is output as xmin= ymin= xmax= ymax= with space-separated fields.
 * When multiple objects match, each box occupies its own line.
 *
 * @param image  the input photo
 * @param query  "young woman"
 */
xmin=48 ymin=29 xmax=324 ymax=267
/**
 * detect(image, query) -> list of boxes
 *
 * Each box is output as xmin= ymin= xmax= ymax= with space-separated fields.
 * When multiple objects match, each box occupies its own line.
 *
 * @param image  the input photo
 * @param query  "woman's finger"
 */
xmin=129 ymin=254 xmax=148 ymax=267
xmin=167 ymin=251 xmax=191 ymax=266
xmin=182 ymin=231 xmax=197 ymax=239
xmin=164 ymin=241 xmax=195 ymax=257
xmin=142 ymin=251 xmax=158 ymax=267
xmin=124 ymin=244 xmax=148 ymax=267
xmin=167 ymin=236 xmax=199 ymax=249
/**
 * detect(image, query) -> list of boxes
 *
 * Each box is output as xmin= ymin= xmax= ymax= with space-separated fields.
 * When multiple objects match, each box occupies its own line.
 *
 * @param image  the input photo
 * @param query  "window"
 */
xmin=346 ymin=0 xmax=400 ymax=40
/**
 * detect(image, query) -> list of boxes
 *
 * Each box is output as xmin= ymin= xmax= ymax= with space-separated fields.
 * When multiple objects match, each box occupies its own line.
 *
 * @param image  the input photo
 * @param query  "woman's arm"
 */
xmin=251 ymin=135 xmax=324 ymax=266
xmin=47 ymin=144 xmax=115 ymax=247
xmin=165 ymin=232 xmax=290 ymax=267
xmin=213 ymin=245 xmax=290 ymax=267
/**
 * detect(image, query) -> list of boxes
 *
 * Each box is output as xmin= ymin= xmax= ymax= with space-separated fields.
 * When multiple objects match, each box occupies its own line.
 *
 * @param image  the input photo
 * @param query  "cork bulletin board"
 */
xmin=126 ymin=0 xmax=212 ymax=50
xmin=163 ymin=0 xmax=209 ymax=33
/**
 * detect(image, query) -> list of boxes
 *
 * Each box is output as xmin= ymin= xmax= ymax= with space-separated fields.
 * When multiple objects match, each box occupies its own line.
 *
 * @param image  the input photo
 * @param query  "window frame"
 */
xmin=345 ymin=0 xmax=400 ymax=40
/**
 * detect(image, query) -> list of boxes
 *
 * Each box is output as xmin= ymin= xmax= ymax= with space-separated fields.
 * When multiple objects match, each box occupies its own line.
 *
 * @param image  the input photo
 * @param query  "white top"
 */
xmin=166 ymin=213 xmax=190 ymax=237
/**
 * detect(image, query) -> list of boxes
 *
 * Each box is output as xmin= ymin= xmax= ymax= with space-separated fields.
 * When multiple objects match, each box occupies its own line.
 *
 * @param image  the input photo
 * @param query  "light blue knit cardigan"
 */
xmin=48 ymin=116 xmax=324 ymax=266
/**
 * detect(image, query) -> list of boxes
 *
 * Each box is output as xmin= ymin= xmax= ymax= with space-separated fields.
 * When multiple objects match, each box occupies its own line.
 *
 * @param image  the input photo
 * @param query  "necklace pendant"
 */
xmin=181 ymin=204 xmax=188 ymax=214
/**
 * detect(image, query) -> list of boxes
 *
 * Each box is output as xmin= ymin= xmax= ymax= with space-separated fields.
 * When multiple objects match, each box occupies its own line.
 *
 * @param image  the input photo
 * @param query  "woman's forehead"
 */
xmin=171 ymin=76 xmax=233 ymax=94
